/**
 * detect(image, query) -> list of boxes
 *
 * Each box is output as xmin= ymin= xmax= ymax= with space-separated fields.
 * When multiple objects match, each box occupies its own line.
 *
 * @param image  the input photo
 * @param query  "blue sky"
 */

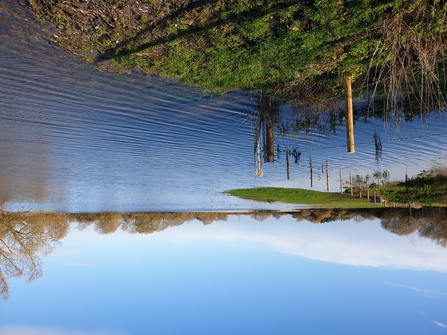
xmin=1 ymin=215 xmax=447 ymax=335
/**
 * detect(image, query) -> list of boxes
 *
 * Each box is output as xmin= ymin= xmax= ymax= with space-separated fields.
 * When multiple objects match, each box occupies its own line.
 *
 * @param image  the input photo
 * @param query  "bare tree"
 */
xmin=0 ymin=212 xmax=69 ymax=300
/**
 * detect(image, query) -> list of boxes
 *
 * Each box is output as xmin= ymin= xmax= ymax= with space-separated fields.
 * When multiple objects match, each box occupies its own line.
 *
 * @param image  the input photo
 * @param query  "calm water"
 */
xmin=1 ymin=2 xmax=447 ymax=334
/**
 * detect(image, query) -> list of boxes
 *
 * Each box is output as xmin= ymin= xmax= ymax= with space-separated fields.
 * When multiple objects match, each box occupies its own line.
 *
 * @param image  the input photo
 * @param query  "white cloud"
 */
xmin=152 ymin=215 xmax=447 ymax=272
xmin=385 ymin=283 xmax=423 ymax=292
xmin=48 ymin=247 xmax=80 ymax=257
xmin=433 ymin=321 xmax=447 ymax=328
xmin=0 ymin=325 xmax=127 ymax=335
xmin=64 ymin=263 xmax=103 ymax=267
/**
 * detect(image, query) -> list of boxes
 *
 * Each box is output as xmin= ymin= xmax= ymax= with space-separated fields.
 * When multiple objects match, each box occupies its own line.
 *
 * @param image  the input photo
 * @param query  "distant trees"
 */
xmin=346 ymin=170 xmax=390 ymax=199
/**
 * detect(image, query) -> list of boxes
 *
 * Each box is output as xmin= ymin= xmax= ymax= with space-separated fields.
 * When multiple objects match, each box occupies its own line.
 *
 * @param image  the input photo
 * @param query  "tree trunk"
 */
xmin=343 ymin=75 xmax=355 ymax=153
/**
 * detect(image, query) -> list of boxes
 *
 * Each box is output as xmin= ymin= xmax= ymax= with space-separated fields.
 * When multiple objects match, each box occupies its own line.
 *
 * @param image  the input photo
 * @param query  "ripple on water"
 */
xmin=2 ymin=1 xmax=447 ymax=212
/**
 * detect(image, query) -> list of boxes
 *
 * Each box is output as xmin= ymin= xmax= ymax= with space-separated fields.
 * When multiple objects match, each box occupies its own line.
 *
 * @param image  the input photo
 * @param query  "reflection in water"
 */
xmin=1 ymin=209 xmax=447 ymax=300
xmin=373 ymin=130 xmax=383 ymax=164
xmin=252 ymin=94 xmax=280 ymax=177
xmin=69 ymin=208 xmax=447 ymax=244
xmin=0 ymin=211 xmax=69 ymax=299
xmin=250 ymin=95 xmax=447 ymax=190
xmin=381 ymin=208 xmax=447 ymax=247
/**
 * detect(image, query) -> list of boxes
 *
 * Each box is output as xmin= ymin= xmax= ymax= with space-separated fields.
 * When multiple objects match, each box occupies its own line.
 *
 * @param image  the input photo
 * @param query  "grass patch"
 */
xmin=378 ymin=171 xmax=447 ymax=207
xmin=51 ymin=14 xmax=68 ymax=23
xmin=224 ymin=187 xmax=380 ymax=208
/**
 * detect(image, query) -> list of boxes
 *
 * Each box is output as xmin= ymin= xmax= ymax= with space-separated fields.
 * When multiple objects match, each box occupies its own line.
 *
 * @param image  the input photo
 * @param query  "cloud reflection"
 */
xmin=432 ymin=321 xmax=447 ymax=328
xmin=385 ymin=282 xmax=447 ymax=297
xmin=157 ymin=216 xmax=447 ymax=272
xmin=64 ymin=263 xmax=104 ymax=267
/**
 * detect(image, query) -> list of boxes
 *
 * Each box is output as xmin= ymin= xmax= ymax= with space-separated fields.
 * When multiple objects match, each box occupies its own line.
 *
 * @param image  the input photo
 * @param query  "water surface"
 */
xmin=1 ymin=210 xmax=447 ymax=335
xmin=2 ymin=1 xmax=447 ymax=212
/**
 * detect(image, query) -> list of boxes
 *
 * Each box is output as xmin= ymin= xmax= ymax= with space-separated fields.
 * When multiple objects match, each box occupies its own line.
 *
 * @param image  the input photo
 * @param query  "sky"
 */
xmin=1 ymin=214 xmax=447 ymax=335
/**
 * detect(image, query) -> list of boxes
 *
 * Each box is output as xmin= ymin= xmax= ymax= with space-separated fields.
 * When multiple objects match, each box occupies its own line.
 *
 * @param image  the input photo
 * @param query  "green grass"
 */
xmin=224 ymin=187 xmax=380 ymax=208
xmin=378 ymin=172 xmax=447 ymax=207
xmin=51 ymin=14 xmax=68 ymax=23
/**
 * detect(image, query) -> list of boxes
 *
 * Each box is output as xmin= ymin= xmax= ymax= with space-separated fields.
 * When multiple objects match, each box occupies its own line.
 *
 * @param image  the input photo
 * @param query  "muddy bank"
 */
xmin=26 ymin=0 xmax=214 ymax=65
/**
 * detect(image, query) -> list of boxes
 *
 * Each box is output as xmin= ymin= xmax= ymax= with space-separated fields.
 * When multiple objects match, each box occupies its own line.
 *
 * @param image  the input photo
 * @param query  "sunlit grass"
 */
xmin=224 ymin=187 xmax=380 ymax=208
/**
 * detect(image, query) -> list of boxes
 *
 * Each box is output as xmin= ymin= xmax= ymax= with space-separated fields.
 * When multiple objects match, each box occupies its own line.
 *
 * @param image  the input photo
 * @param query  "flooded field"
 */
xmin=1 ymin=1 xmax=447 ymax=334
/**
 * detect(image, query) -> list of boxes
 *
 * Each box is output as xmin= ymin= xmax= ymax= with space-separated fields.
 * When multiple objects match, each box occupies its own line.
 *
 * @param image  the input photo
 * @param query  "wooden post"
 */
xmin=339 ymin=168 xmax=343 ymax=194
xmin=366 ymin=175 xmax=370 ymax=201
xmin=309 ymin=156 xmax=313 ymax=188
xmin=286 ymin=149 xmax=290 ymax=180
xmin=326 ymin=160 xmax=330 ymax=192
xmin=405 ymin=170 xmax=412 ymax=211
xmin=343 ymin=75 xmax=355 ymax=153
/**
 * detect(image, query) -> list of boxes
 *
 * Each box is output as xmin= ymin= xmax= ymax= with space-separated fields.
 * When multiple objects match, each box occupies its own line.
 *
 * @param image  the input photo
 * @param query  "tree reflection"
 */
xmin=414 ymin=209 xmax=447 ymax=248
xmin=71 ymin=212 xmax=229 ymax=235
xmin=379 ymin=208 xmax=447 ymax=247
xmin=71 ymin=209 xmax=447 ymax=249
xmin=380 ymin=215 xmax=419 ymax=236
xmin=0 ymin=211 xmax=69 ymax=300
xmin=1 ymin=208 xmax=446 ymax=299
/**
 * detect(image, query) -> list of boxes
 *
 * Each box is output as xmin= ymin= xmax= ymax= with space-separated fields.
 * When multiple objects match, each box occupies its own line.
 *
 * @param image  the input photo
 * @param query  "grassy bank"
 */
xmin=377 ymin=170 xmax=447 ymax=207
xmin=28 ymin=0 xmax=447 ymax=108
xmin=224 ymin=187 xmax=380 ymax=209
